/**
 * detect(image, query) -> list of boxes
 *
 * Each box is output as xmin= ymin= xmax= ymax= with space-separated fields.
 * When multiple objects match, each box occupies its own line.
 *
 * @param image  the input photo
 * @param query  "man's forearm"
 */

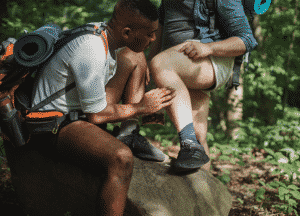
xmin=87 ymin=103 xmax=144 ymax=125
xmin=207 ymin=37 xmax=247 ymax=57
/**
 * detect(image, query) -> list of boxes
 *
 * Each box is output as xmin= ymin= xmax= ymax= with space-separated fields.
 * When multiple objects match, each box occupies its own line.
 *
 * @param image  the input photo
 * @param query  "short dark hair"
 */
xmin=112 ymin=0 xmax=159 ymax=22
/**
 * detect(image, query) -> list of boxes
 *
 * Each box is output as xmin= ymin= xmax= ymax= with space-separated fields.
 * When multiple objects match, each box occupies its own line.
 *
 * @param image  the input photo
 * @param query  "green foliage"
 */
xmin=150 ymin=0 xmax=162 ymax=8
xmin=253 ymin=146 xmax=300 ymax=215
xmin=211 ymin=141 xmax=300 ymax=215
xmin=209 ymin=106 xmax=300 ymax=214
xmin=0 ymin=0 xmax=117 ymax=41
xmin=256 ymin=179 xmax=300 ymax=215
xmin=235 ymin=116 xmax=300 ymax=152
xmin=264 ymin=147 xmax=300 ymax=184
xmin=139 ymin=113 xmax=179 ymax=146
xmin=216 ymin=174 xmax=231 ymax=185
xmin=243 ymin=57 xmax=284 ymax=124
xmin=244 ymin=0 xmax=300 ymax=121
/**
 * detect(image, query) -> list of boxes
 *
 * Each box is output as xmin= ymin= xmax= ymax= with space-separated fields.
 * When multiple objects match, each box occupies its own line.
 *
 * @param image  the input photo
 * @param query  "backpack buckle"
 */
xmin=69 ymin=111 xmax=79 ymax=121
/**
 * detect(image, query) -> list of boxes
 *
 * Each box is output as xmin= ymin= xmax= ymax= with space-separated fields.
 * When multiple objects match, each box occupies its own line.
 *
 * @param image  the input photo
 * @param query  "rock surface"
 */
xmin=3 ymin=139 xmax=232 ymax=216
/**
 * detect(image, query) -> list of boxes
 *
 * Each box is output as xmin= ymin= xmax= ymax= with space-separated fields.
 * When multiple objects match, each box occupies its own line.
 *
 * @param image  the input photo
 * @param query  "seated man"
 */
xmin=149 ymin=0 xmax=258 ymax=172
xmin=30 ymin=0 xmax=176 ymax=215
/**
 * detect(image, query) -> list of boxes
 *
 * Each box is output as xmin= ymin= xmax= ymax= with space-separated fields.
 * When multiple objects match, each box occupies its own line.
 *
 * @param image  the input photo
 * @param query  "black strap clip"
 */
xmin=69 ymin=111 xmax=79 ymax=121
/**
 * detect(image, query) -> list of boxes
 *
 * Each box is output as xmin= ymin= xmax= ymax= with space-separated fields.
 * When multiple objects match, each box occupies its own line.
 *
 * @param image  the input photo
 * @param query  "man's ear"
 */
xmin=121 ymin=27 xmax=132 ymax=41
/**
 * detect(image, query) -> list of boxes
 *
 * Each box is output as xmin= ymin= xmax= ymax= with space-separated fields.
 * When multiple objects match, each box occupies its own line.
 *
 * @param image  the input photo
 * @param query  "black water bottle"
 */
xmin=0 ymin=95 xmax=26 ymax=147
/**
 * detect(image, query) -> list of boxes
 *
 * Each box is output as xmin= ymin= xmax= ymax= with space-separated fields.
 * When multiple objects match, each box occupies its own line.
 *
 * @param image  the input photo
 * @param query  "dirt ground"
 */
xmin=1 ymin=139 xmax=300 ymax=216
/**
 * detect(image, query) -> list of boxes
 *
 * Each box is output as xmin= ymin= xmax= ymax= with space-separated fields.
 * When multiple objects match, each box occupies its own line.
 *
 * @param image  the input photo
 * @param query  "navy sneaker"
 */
xmin=172 ymin=139 xmax=210 ymax=172
xmin=115 ymin=124 xmax=166 ymax=162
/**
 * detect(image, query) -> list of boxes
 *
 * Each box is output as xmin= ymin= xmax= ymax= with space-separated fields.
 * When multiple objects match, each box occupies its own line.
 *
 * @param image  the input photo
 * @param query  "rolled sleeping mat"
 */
xmin=13 ymin=24 xmax=62 ymax=67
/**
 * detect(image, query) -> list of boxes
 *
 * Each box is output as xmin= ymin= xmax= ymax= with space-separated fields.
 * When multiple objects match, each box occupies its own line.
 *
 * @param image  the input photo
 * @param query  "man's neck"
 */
xmin=106 ymin=21 xmax=122 ymax=55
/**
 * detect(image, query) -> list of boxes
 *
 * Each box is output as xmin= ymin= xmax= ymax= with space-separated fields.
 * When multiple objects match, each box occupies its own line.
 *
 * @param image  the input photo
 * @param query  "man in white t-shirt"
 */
xmin=31 ymin=0 xmax=176 ymax=215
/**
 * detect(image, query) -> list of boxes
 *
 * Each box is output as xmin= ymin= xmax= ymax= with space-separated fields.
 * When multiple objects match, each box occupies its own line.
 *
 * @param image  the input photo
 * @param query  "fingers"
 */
xmin=145 ymin=68 xmax=150 ymax=86
xmin=189 ymin=50 xmax=197 ymax=58
xmin=150 ymin=87 xmax=171 ymax=95
xmin=143 ymin=87 xmax=176 ymax=114
xmin=179 ymin=44 xmax=199 ymax=60
xmin=179 ymin=44 xmax=190 ymax=53
xmin=160 ymin=93 xmax=176 ymax=108
xmin=147 ymin=87 xmax=176 ymax=101
xmin=163 ymin=92 xmax=176 ymax=103
xmin=178 ymin=45 xmax=186 ymax=53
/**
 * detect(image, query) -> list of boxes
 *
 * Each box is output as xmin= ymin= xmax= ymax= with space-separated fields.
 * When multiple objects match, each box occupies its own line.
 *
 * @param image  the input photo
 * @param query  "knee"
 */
xmin=149 ymin=53 xmax=164 ymax=75
xmin=113 ymin=146 xmax=134 ymax=172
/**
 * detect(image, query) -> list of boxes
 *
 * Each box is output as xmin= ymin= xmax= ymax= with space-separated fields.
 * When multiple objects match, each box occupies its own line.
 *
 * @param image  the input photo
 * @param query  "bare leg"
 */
xmin=149 ymin=43 xmax=214 ymax=171
xmin=149 ymin=43 xmax=215 ymax=132
xmin=122 ymin=53 xmax=146 ymax=104
xmin=105 ymin=48 xmax=146 ymax=106
xmin=57 ymin=121 xmax=134 ymax=216
xmin=189 ymin=88 xmax=211 ymax=171
xmin=105 ymin=48 xmax=166 ymax=162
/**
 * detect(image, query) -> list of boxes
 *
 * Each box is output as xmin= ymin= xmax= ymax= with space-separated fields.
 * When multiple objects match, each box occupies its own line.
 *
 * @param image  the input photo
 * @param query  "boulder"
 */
xmin=3 ymin=139 xmax=232 ymax=216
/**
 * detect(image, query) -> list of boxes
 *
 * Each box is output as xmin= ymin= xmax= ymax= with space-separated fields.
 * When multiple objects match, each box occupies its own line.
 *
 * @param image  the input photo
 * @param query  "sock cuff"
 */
xmin=178 ymin=122 xmax=194 ymax=138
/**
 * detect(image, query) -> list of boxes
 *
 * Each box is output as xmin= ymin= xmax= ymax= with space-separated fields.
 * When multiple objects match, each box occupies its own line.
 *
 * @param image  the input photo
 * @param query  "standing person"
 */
xmin=148 ymin=0 xmax=258 ymax=172
xmin=30 ymin=0 xmax=176 ymax=215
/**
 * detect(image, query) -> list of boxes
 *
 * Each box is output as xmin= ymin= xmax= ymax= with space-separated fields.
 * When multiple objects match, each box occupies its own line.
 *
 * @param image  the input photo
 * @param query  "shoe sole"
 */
xmin=172 ymin=155 xmax=210 ymax=172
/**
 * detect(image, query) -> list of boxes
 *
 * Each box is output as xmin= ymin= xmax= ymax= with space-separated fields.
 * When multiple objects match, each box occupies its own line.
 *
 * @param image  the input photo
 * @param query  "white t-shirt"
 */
xmin=31 ymin=28 xmax=121 ymax=114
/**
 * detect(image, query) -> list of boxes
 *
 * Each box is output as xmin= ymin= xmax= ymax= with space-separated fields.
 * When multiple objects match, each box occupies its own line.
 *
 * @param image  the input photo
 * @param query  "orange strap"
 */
xmin=93 ymin=25 xmax=108 ymax=58
xmin=0 ymin=43 xmax=14 ymax=60
xmin=25 ymin=111 xmax=64 ymax=119
xmin=0 ymin=43 xmax=15 ymax=84
xmin=100 ymin=31 xmax=108 ymax=58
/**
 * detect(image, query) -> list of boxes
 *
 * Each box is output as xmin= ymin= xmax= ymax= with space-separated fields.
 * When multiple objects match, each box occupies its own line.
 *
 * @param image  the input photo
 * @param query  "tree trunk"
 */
xmin=251 ymin=14 xmax=277 ymax=124
xmin=282 ymin=0 xmax=299 ymax=114
xmin=226 ymin=64 xmax=244 ymax=140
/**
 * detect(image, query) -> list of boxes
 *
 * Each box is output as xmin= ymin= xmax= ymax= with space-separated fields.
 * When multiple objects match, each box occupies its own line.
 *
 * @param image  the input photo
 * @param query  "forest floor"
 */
xmin=0 ymin=138 xmax=300 ymax=216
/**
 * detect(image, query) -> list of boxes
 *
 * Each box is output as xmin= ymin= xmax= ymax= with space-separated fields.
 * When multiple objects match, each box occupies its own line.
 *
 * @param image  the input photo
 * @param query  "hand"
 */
xmin=139 ymin=88 xmax=176 ymax=115
xmin=178 ymin=41 xmax=213 ymax=61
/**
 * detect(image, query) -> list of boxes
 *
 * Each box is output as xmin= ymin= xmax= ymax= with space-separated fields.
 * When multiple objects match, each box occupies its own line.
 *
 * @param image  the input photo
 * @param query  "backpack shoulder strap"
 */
xmin=203 ymin=0 xmax=216 ymax=34
xmin=93 ymin=24 xmax=108 ymax=58
xmin=60 ymin=23 xmax=108 ymax=58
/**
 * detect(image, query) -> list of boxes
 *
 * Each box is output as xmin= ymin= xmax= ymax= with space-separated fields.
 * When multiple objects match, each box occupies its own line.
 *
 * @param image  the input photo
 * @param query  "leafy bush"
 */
xmin=256 ymin=147 xmax=300 ymax=215
xmin=233 ymin=110 xmax=300 ymax=151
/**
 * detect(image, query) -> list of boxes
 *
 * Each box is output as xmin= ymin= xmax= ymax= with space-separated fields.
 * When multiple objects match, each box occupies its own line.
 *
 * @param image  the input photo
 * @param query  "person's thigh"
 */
xmin=56 ymin=120 xmax=134 ymax=172
xmin=151 ymin=42 xmax=215 ymax=90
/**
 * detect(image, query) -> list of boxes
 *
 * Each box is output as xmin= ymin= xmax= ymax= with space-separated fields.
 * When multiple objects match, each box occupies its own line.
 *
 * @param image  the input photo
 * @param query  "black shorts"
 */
xmin=27 ymin=118 xmax=111 ymax=157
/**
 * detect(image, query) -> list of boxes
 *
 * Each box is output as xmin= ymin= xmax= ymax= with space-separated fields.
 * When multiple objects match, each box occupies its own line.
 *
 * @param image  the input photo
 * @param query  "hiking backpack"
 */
xmin=194 ymin=0 xmax=271 ymax=90
xmin=0 ymin=22 xmax=108 ymax=147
